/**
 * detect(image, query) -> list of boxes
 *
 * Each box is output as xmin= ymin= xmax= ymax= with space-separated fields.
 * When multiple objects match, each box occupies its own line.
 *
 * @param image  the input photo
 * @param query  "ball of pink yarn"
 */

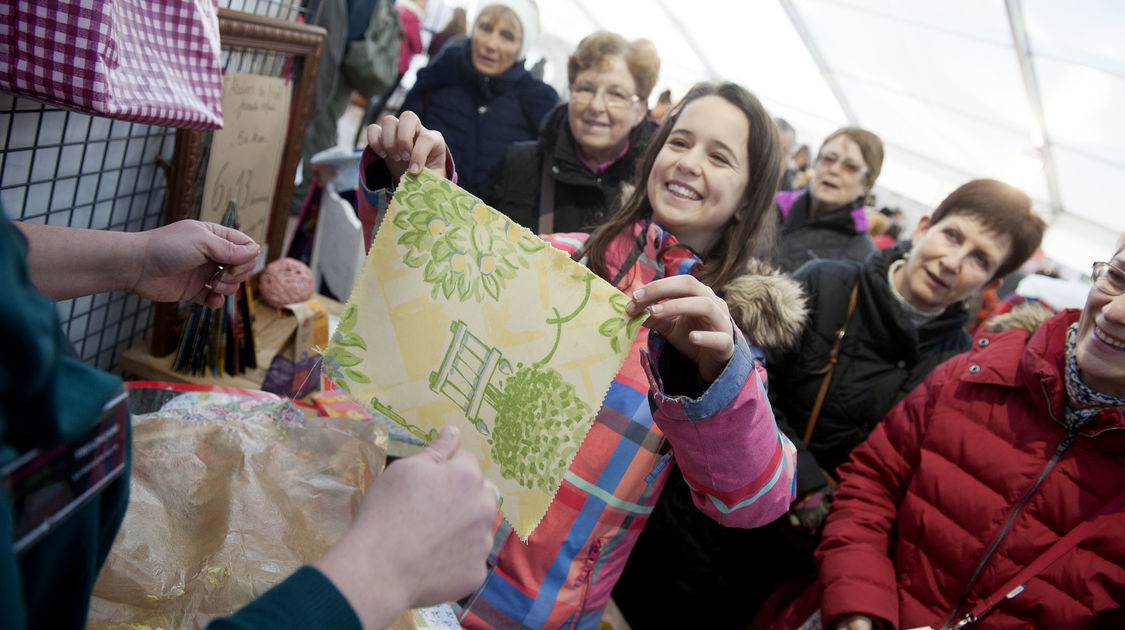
xmin=258 ymin=257 xmax=314 ymax=307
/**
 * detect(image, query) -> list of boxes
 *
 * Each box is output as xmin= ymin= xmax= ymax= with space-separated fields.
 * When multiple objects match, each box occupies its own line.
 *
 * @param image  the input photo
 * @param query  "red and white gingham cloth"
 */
xmin=0 ymin=0 xmax=224 ymax=129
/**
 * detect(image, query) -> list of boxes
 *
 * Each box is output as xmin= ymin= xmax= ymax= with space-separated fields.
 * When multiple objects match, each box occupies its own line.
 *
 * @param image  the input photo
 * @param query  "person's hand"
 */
xmin=626 ymin=275 xmax=736 ymax=384
xmin=131 ymin=220 xmax=258 ymax=308
xmin=366 ymin=111 xmax=449 ymax=183
xmin=315 ymin=426 xmax=497 ymax=628
xmin=835 ymin=614 xmax=874 ymax=630
xmin=788 ymin=485 xmax=835 ymax=533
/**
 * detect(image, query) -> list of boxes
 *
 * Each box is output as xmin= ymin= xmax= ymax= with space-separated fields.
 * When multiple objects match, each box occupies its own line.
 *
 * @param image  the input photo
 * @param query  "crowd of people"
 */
xmin=4 ymin=2 xmax=1123 ymax=629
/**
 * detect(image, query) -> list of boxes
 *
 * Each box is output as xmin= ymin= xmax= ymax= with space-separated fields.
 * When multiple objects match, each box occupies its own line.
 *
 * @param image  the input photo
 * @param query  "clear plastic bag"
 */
xmin=88 ymin=382 xmax=387 ymax=629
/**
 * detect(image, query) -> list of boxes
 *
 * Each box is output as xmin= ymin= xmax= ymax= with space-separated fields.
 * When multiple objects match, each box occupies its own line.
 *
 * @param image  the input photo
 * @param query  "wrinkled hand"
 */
xmin=366 ymin=111 xmax=449 ymax=183
xmin=315 ymin=427 xmax=497 ymax=627
xmin=132 ymin=220 xmax=259 ymax=308
xmin=372 ymin=426 xmax=497 ymax=609
xmin=626 ymin=275 xmax=736 ymax=384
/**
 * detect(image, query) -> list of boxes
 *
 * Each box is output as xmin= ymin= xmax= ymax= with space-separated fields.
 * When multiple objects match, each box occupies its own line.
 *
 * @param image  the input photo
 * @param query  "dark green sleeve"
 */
xmin=207 ymin=566 xmax=362 ymax=630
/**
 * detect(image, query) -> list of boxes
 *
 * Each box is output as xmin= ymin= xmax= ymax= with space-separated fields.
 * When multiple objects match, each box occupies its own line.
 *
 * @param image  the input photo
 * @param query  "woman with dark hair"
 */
xmin=483 ymin=30 xmax=661 ymax=234
xmin=578 ymin=81 xmax=789 ymax=291
xmin=356 ymin=80 xmax=807 ymax=629
xmin=399 ymin=1 xmax=558 ymax=196
xmin=775 ymin=127 xmax=885 ymax=272
xmin=617 ymin=178 xmax=1048 ymax=629
xmin=774 ymin=178 xmax=1047 ymax=481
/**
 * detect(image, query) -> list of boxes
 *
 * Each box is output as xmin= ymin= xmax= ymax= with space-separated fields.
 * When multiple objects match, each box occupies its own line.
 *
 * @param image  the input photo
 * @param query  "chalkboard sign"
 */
xmin=151 ymin=8 xmax=325 ymax=357
xmin=199 ymin=72 xmax=293 ymax=247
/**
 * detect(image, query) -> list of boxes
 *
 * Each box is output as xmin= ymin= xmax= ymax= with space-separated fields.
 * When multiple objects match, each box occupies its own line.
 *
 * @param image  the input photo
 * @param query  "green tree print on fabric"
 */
xmin=393 ymin=174 xmax=544 ymax=303
xmin=489 ymin=363 xmax=590 ymax=492
xmin=324 ymin=171 xmax=651 ymax=494
xmin=429 ymin=314 xmax=593 ymax=491
xmin=321 ymin=304 xmax=370 ymax=395
xmin=481 ymin=273 xmax=600 ymax=490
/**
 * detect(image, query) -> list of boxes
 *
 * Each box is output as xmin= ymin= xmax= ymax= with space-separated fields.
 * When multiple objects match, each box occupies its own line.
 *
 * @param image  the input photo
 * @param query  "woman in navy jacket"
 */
xmin=399 ymin=2 xmax=558 ymax=196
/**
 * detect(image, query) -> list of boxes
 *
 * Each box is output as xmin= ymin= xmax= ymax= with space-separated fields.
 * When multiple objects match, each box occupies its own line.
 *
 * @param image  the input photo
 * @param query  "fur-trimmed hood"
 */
xmin=982 ymin=300 xmax=1056 ymax=334
xmin=723 ymin=259 xmax=808 ymax=353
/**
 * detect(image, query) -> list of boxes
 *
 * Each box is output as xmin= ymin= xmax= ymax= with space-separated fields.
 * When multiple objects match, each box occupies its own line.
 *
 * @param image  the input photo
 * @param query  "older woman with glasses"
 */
xmin=772 ymin=231 xmax=1125 ymax=630
xmin=775 ymin=127 xmax=885 ymax=273
xmin=483 ymin=30 xmax=660 ymax=233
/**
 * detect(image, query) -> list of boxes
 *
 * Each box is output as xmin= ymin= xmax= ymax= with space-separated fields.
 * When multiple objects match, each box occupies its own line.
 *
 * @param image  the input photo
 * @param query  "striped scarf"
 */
xmin=1064 ymin=322 xmax=1125 ymax=429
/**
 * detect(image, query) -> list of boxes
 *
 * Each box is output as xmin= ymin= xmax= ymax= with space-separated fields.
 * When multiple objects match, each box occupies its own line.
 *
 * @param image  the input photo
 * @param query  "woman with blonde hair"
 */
xmin=484 ymin=30 xmax=661 ymax=234
xmin=775 ymin=127 xmax=884 ymax=272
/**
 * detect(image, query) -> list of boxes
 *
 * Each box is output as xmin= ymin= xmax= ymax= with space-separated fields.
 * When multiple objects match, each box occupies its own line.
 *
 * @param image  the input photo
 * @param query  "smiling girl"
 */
xmin=357 ymin=81 xmax=805 ymax=629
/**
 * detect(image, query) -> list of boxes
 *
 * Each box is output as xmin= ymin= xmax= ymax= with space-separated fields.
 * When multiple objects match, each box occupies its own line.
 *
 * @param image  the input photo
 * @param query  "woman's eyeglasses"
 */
xmin=816 ymin=152 xmax=867 ymax=176
xmin=570 ymin=83 xmax=639 ymax=109
xmin=1092 ymin=261 xmax=1125 ymax=296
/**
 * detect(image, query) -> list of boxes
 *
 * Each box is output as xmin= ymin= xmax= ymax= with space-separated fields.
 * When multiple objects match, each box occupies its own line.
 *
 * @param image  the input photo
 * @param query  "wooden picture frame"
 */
xmin=150 ymin=8 xmax=325 ymax=356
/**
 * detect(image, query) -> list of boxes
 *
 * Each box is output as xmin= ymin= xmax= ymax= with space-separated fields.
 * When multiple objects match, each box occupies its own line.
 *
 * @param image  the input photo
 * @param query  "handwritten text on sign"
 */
xmin=200 ymin=72 xmax=292 ymax=250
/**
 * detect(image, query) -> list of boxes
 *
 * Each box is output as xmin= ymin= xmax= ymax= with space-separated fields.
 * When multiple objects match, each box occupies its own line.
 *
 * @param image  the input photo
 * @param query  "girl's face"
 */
xmin=810 ymin=135 xmax=869 ymax=210
xmin=896 ymin=213 xmax=1011 ymax=312
xmin=471 ymin=14 xmax=521 ymax=76
xmin=646 ymin=95 xmax=751 ymax=254
xmin=1075 ymin=246 xmax=1125 ymax=398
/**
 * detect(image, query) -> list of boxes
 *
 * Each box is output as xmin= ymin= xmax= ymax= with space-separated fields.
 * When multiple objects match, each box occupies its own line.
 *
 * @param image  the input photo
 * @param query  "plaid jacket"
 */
xmin=359 ymin=164 xmax=796 ymax=629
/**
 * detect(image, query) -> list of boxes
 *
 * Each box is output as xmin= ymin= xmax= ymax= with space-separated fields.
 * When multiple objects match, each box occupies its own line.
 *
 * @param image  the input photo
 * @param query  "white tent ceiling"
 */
xmin=432 ymin=0 xmax=1125 ymax=273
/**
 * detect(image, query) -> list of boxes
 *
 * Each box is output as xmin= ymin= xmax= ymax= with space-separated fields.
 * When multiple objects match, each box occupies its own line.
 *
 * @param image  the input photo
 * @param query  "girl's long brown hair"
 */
xmin=581 ymin=81 xmax=781 ymax=291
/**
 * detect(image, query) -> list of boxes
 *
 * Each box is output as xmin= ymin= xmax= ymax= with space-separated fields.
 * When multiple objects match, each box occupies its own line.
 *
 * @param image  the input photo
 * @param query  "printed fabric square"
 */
xmin=322 ymin=170 xmax=645 ymax=539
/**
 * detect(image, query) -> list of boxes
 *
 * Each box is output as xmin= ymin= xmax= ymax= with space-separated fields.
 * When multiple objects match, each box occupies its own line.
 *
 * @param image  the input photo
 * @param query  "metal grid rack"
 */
xmin=0 ymin=0 xmax=307 ymax=374
xmin=0 ymin=96 xmax=176 ymax=372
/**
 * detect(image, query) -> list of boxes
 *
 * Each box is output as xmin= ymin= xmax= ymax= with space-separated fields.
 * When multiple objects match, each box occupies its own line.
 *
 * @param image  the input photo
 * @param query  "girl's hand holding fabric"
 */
xmin=627 ymin=275 xmax=735 ymax=385
xmin=366 ymin=111 xmax=449 ymax=183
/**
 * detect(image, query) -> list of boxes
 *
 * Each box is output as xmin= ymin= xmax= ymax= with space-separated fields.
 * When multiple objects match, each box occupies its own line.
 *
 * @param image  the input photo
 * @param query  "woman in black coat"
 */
xmin=482 ymin=30 xmax=660 ymax=233
xmin=774 ymin=127 xmax=884 ymax=273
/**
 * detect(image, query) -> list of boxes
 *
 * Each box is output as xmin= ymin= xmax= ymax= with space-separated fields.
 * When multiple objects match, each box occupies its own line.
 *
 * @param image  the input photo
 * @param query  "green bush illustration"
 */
xmin=489 ymin=363 xmax=590 ymax=492
xmin=322 ymin=304 xmax=370 ymax=394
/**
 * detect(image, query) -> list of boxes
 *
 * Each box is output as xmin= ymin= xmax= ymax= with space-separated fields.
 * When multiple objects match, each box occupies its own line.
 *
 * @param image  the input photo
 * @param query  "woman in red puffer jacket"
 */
xmin=812 ymin=232 xmax=1125 ymax=629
